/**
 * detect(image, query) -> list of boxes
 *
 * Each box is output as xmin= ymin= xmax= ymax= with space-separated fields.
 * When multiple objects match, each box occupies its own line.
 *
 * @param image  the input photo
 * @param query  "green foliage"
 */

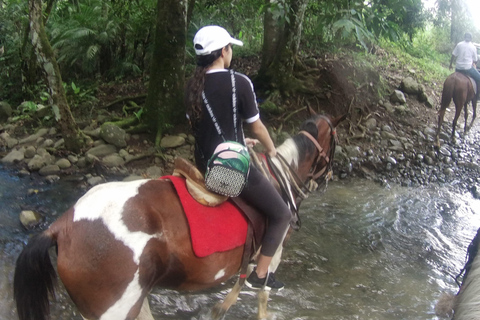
xmin=0 ymin=0 xmax=29 ymax=103
xmin=302 ymin=0 xmax=427 ymax=51
xmin=49 ymin=0 xmax=156 ymax=79
xmin=189 ymin=0 xmax=265 ymax=56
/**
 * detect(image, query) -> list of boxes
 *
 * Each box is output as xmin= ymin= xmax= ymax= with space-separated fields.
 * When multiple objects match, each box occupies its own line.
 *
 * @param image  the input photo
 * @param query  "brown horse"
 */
xmin=435 ymin=72 xmax=478 ymax=147
xmin=14 ymin=109 xmax=347 ymax=320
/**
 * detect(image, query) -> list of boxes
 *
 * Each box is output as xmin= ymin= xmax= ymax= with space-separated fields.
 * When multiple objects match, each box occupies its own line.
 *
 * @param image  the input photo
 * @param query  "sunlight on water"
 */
xmin=0 ymin=172 xmax=479 ymax=319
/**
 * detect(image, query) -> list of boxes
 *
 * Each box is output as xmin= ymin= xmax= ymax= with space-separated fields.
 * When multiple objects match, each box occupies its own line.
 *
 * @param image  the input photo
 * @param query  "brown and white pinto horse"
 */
xmin=435 ymin=72 xmax=478 ymax=147
xmin=14 ymin=109 xmax=346 ymax=320
xmin=452 ymin=228 xmax=480 ymax=319
xmin=435 ymin=227 xmax=480 ymax=319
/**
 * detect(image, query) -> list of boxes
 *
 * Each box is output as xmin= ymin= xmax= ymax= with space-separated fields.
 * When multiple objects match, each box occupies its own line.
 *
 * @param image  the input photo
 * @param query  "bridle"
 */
xmin=299 ymin=115 xmax=338 ymax=183
xmin=262 ymin=115 xmax=338 ymax=229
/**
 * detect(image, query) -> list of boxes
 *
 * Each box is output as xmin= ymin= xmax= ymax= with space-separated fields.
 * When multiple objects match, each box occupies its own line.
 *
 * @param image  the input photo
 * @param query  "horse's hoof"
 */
xmin=211 ymin=303 xmax=227 ymax=320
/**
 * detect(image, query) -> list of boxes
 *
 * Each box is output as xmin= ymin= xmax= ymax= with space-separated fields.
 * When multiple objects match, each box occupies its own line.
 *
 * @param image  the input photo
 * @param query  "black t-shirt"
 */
xmin=187 ymin=69 xmax=259 ymax=172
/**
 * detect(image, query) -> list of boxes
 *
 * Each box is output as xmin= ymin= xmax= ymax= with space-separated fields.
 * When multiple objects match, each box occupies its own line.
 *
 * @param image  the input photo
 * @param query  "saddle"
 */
xmin=455 ymin=71 xmax=478 ymax=95
xmin=173 ymin=157 xmax=265 ymax=253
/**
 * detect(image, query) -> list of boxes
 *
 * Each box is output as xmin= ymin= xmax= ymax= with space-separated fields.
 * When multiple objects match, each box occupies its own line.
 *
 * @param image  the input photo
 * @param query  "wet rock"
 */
xmin=100 ymin=123 xmax=127 ymax=147
xmin=0 ymin=132 xmax=18 ymax=148
xmin=27 ymin=154 xmax=48 ymax=171
xmin=86 ymin=144 xmax=117 ymax=157
xmin=41 ymin=139 xmax=54 ymax=148
xmin=39 ymin=165 xmax=61 ymax=176
xmin=19 ymin=128 xmax=49 ymax=144
xmin=67 ymin=155 xmax=78 ymax=164
xmin=85 ymin=153 xmax=99 ymax=164
xmin=24 ymin=146 xmax=36 ymax=159
xmin=84 ymin=127 xmax=101 ymax=139
xmin=386 ymin=157 xmax=397 ymax=165
xmin=87 ymin=176 xmax=104 ymax=186
xmin=469 ymin=185 xmax=480 ymax=199
xmin=56 ymin=158 xmax=72 ymax=169
xmin=145 ymin=166 xmax=163 ymax=179
xmin=45 ymin=175 xmax=61 ymax=184
xmin=54 ymin=138 xmax=65 ymax=148
xmin=0 ymin=101 xmax=13 ymax=122
xmin=457 ymin=161 xmax=480 ymax=171
xmin=1 ymin=147 xmax=25 ymax=164
xmin=444 ymin=168 xmax=454 ymax=176
xmin=160 ymin=135 xmax=186 ymax=148
xmin=344 ymin=145 xmax=362 ymax=158
xmin=101 ymin=154 xmax=125 ymax=167
xmin=381 ymin=131 xmax=397 ymax=140
xmin=423 ymin=127 xmax=436 ymax=138
xmin=19 ymin=210 xmax=42 ymax=229
xmin=123 ymin=175 xmax=144 ymax=182
xmin=438 ymin=146 xmax=451 ymax=157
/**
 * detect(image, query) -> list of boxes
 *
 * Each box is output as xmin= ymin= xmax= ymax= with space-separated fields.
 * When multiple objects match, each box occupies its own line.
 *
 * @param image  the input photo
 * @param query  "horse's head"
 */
xmin=292 ymin=107 xmax=347 ymax=184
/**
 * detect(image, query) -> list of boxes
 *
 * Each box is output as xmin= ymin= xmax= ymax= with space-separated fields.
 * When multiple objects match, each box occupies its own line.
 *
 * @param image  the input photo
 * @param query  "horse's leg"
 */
xmin=256 ymin=227 xmax=289 ymax=320
xmin=451 ymin=102 xmax=462 ymax=143
xmin=464 ymin=101 xmax=469 ymax=132
xmin=212 ymin=279 xmax=243 ymax=319
xmin=436 ymin=107 xmax=446 ymax=147
xmin=257 ymin=290 xmax=270 ymax=320
xmin=135 ymin=297 xmax=155 ymax=320
xmin=471 ymin=98 xmax=477 ymax=128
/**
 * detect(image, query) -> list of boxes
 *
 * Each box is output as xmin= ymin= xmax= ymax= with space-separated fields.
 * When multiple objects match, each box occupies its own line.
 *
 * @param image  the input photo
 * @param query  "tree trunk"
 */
xmin=29 ymin=0 xmax=84 ymax=153
xmin=256 ymin=0 xmax=309 ymax=93
xmin=144 ymin=0 xmax=188 ymax=146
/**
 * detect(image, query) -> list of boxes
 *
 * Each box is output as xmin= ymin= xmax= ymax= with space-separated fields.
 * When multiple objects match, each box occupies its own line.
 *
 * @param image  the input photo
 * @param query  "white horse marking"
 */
xmin=73 ymin=180 xmax=160 ymax=264
xmin=276 ymin=138 xmax=299 ymax=169
xmin=100 ymin=269 xmax=143 ymax=320
xmin=214 ymin=268 xmax=226 ymax=281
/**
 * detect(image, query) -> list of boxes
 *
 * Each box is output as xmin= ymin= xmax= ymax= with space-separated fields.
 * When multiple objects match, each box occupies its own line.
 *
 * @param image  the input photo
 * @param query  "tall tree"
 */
xmin=29 ymin=0 xmax=84 ymax=152
xmin=256 ymin=0 xmax=309 ymax=93
xmin=144 ymin=0 xmax=191 ymax=145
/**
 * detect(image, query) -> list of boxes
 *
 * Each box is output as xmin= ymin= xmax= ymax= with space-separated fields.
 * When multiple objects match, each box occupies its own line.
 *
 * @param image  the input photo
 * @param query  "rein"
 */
xmin=260 ymin=116 xmax=338 ymax=230
xmin=300 ymin=115 xmax=338 ymax=188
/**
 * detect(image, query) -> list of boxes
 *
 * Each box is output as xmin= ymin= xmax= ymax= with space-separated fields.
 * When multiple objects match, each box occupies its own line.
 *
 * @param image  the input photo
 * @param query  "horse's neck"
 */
xmin=454 ymin=244 xmax=480 ymax=319
xmin=276 ymin=139 xmax=299 ymax=169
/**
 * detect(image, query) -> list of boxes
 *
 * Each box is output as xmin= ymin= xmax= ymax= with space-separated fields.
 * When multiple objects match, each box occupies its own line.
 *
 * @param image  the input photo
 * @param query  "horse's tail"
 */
xmin=440 ymin=73 xmax=456 ymax=111
xmin=14 ymin=232 xmax=57 ymax=320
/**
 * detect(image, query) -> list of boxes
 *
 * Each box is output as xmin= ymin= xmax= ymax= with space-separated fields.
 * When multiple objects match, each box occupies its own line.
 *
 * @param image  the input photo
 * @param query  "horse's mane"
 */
xmin=457 ymin=228 xmax=480 ymax=286
xmin=276 ymin=115 xmax=325 ymax=169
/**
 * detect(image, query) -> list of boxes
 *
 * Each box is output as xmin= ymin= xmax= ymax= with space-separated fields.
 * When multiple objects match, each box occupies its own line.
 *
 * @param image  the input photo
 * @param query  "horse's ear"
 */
xmin=307 ymin=105 xmax=317 ymax=117
xmin=331 ymin=113 xmax=348 ymax=127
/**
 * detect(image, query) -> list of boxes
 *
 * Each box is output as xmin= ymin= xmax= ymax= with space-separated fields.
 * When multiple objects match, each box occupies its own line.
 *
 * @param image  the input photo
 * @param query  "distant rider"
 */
xmin=450 ymin=32 xmax=480 ymax=100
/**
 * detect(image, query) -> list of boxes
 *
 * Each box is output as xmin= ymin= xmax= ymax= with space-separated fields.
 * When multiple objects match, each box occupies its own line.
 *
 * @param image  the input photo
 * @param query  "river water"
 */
xmin=0 ymin=165 xmax=479 ymax=320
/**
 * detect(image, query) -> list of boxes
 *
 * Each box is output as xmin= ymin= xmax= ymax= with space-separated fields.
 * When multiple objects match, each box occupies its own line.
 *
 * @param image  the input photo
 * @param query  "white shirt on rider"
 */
xmin=452 ymin=41 xmax=478 ymax=70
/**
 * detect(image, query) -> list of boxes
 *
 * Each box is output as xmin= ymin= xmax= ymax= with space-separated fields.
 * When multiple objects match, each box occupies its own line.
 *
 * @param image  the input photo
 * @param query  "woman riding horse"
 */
xmin=185 ymin=25 xmax=290 ymax=291
xmin=13 ymin=26 xmax=346 ymax=320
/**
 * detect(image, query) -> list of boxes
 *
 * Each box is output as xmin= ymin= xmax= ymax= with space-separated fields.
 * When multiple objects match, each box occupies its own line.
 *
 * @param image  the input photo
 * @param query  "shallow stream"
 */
xmin=0 ymin=166 xmax=479 ymax=319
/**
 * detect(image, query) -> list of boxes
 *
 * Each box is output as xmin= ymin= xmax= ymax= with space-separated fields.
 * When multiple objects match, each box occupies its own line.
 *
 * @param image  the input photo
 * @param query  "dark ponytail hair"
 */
xmin=186 ymin=46 xmax=228 ymax=125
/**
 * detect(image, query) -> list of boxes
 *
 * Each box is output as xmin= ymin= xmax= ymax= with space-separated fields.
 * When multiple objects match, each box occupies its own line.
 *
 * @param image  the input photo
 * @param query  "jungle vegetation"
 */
xmin=0 ymin=0 xmax=478 ymax=150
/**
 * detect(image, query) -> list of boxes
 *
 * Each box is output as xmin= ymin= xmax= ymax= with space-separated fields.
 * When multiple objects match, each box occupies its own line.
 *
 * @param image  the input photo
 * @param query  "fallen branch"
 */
xmin=103 ymin=94 xmax=147 ymax=109
xmin=124 ymin=152 xmax=154 ymax=165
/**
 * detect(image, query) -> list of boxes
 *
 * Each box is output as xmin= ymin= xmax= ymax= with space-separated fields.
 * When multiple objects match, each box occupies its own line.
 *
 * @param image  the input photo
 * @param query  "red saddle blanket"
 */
xmin=163 ymin=175 xmax=248 ymax=257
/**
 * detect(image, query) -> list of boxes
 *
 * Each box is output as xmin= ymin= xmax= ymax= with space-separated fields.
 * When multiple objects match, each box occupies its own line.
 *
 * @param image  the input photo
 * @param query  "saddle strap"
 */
xmin=238 ymin=225 xmax=254 ymax=285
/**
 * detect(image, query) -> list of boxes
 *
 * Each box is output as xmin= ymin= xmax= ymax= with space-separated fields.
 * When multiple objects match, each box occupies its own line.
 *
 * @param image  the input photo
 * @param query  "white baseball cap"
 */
xmin=193 ymin=26 xmax=243 ymax=56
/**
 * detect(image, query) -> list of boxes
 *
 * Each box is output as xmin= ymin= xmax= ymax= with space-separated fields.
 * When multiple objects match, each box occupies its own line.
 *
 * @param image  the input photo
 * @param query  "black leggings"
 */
xmin=240 ymin=166 xmax=292 ymax=256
